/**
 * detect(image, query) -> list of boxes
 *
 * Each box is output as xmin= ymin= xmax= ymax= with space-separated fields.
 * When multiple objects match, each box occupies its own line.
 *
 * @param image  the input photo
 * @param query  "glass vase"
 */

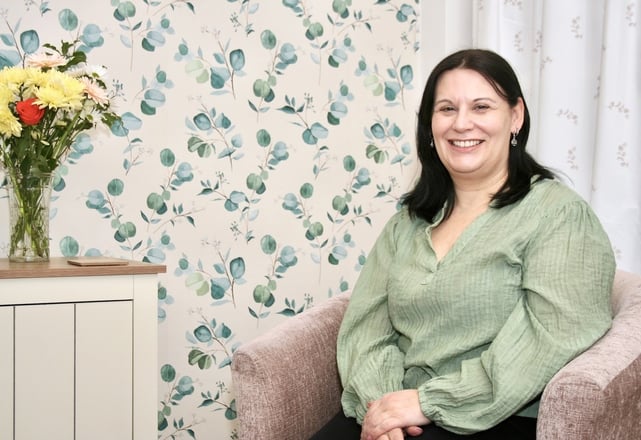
xmin=6 ymin=172 xmax=53 ymax=262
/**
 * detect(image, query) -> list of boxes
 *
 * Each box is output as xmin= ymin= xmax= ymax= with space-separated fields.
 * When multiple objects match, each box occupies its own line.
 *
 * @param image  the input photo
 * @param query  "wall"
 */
xmin=0 ymin=1 xmax=421 ymax=438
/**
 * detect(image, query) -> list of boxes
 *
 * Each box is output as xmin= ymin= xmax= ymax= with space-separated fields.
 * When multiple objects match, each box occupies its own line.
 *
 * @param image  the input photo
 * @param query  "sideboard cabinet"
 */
xmin=0 ymin=258 xmax=165 ymax=440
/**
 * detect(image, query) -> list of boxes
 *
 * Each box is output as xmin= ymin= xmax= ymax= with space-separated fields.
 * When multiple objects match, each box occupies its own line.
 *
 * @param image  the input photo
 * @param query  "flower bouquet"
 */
xmin=0 ymin=40 xmax=120 ymax=261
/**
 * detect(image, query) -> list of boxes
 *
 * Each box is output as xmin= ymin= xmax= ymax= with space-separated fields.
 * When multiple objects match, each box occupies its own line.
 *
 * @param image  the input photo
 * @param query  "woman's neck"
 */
xmin=452 ymin=171 xmax=507 ymax=211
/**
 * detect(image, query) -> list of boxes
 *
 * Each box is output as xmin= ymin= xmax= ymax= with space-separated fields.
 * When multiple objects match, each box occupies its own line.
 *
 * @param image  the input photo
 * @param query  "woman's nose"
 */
xmin=453 ymin=109 xmax=473 ymax=131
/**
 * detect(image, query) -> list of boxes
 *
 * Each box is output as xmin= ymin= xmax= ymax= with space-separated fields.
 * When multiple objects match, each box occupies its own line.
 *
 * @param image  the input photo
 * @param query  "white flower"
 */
xmin=67 ymin=64 xmax=108 ymax=80
xmin=88 ymin=64 xmax=108 ymax=79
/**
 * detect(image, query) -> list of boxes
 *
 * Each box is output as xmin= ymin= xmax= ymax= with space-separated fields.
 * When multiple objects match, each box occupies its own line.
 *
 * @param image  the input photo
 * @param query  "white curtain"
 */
xmin=422 ymin=0 xmax=641 ymax=274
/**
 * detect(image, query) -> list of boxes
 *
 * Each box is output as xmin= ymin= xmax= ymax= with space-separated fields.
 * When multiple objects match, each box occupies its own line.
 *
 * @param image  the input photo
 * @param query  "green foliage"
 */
xmin=113 ymin=1 xmax=193 ymax=54
xmin=364 ymin=118 xmax=412 ymax=169
xmin=248 ymin=235 xmax=300 ymax=324
xmin=158 ymin=282 xmax=173 ymax=323
xmin=140 ymin=66 xmax=173 ymax=115
xmin=248 ymin=31 xmax=298 ymax=114
xmin=186 ymin=105 xmax=241 ymax=164
xmin=158 ymin=364 xmax=200 ymax=435
xmin=326 ymin=82 xmax=353 ymax=125
xmin=277 ymin=297 xmax=307 ymax=316
xmin=278 ymin=95 xmax=330 ymax=145
xmin=59 ymin=236 xmax=80 ymax=256
xmin=187 ymin=316 xmax=237 ymax=370
xmin=198 ymin=381 xmax=237 ymax=432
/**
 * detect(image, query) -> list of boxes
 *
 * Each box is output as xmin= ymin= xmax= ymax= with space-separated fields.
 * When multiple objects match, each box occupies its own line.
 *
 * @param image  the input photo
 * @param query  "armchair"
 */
xmin=231 ymin=270 xmax=641 ymax=440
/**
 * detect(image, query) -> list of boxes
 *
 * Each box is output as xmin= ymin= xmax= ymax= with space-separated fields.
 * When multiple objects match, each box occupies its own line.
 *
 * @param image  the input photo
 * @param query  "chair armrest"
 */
xmin=231 ymin=294 xmax=350 ymax=440
xmin=538 ymin=270 xmax=641 ymax=439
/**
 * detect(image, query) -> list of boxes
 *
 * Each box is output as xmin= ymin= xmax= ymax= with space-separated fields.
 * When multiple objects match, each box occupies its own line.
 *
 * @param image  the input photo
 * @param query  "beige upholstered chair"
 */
xmin=231 ymin=270 xmax=641 ymax=440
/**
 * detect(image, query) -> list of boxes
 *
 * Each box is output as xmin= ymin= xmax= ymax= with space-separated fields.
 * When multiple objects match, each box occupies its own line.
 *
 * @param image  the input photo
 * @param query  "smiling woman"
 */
xmin=311 ymin=49 xmax=616 ymax=440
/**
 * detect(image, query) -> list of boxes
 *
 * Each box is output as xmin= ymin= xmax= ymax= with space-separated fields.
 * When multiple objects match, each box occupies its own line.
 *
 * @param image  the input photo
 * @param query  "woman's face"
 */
xmin=431 ymin=68 xmax=523 ymax=185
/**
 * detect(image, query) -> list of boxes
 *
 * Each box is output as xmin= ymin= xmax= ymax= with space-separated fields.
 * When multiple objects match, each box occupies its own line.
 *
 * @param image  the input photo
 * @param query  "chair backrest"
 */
xmin=611 ymin=269 xmax=641 ymax=315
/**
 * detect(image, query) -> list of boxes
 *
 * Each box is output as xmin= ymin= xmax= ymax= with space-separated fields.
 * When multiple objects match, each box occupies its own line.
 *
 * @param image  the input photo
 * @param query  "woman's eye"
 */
xmin=438 ymin=106 xmax=455 ymax=113
xmin=474 ymin=104 xmax=490 ymax=111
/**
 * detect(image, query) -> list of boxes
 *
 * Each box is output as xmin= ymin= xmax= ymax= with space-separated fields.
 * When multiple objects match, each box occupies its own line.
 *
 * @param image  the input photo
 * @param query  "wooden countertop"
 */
xmin=0 ymin=257 xmax=166 ymax=279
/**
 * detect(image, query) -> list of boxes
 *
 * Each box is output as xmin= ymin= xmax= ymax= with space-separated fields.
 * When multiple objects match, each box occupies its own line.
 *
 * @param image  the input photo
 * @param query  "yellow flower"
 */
xmin=0 ymin=66 xmax=28 ymax=95
xmin=0 ymin=107 xmax=22 ymax=138
xmin=35 ymin=70 xmax=85 ymax=110
xmin=0 ymin=86 xmax=20 ymax=137
xmin=0 ymin=66 xmax=27 ymax=83
xmin=0 ymin=86 xmax=12 ymax=104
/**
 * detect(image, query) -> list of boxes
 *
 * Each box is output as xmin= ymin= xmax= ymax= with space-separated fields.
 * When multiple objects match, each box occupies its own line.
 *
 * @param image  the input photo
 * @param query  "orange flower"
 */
xmin=15 ymin=98 xmax=46 ymax=125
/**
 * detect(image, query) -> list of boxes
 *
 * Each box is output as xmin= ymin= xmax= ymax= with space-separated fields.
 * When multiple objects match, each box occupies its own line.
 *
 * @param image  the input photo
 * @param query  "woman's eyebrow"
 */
xmin=434 ymin=96 xmax=497 ymax=105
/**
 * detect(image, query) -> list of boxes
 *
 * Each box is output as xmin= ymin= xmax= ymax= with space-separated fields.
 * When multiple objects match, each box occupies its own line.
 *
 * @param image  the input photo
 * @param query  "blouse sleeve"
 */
xmin=336 ymin=211 xmax=407 ymax=423
xmin=417 ymin=200 xmax=616 ymax=434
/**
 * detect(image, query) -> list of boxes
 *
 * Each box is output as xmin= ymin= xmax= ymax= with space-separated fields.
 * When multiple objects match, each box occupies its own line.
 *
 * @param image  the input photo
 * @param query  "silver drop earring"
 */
xmin=510 ymin=132 xmax=518 ymax=147
xmin=430 ymin=137 xmax=435 ymax=148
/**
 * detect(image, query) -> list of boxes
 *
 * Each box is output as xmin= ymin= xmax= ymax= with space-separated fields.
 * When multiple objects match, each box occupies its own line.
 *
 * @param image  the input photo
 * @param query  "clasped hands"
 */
xmin=360 ymin=389 xmax=431 ymax=440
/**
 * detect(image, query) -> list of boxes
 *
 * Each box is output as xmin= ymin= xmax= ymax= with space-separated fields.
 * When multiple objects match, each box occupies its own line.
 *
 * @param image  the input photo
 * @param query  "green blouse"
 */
xmin=336 ymin=178 xmax=615 ymax=434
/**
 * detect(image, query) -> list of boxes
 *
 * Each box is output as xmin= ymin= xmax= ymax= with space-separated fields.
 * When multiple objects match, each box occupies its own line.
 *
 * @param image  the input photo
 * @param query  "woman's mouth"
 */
xmin=451 ymin=140 xmax=483 ymax=148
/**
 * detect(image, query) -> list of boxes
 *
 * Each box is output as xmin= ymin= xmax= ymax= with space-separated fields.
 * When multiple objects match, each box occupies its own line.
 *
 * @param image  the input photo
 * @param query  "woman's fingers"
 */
xmin=361 ymin=390 xmax=430 ymax=439
xmin=375 ymin=428 xmax=405 ymax=440
xmin=405 ymin=426 xmax=424 ymax=437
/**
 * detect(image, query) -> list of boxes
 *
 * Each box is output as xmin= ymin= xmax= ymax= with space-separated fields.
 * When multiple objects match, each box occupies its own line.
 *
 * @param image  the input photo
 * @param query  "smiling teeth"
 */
xmin=452 ymin=140 xmax=481 ymax=148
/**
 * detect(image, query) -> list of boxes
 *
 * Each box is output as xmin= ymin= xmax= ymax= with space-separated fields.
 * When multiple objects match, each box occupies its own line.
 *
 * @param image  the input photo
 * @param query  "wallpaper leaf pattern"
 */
xmin=0 ymin=1 xmax=420 ymax=438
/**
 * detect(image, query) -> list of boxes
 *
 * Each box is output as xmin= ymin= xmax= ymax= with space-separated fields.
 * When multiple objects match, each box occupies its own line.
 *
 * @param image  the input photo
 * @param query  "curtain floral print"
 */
xmin=0 ymin=1 xmax=420 ymax=438
xmin=470 ymin=0 xmax=641 ymax=274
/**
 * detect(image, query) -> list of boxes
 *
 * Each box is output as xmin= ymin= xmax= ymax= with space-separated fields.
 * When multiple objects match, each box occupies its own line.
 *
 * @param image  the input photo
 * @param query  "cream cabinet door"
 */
xmin=11 ymin=301 xmax=134 ymax=440
xmin=14 ymin=304 xmax=75 ymax=440
xmin=0 ymin=307 xmax=13 ymax=440
xmin=76 ymin=301 xmax=133 ymax=440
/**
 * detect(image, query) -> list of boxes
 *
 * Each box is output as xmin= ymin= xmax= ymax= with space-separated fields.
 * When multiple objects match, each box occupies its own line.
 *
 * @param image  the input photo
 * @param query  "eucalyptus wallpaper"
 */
xmin=0 ymin=1 xmax=421 ymax=438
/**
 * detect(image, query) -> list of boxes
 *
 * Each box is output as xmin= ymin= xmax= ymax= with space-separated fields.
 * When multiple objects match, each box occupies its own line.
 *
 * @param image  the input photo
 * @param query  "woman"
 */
xmin=311 ymin=49 xmax=615 ymax=440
